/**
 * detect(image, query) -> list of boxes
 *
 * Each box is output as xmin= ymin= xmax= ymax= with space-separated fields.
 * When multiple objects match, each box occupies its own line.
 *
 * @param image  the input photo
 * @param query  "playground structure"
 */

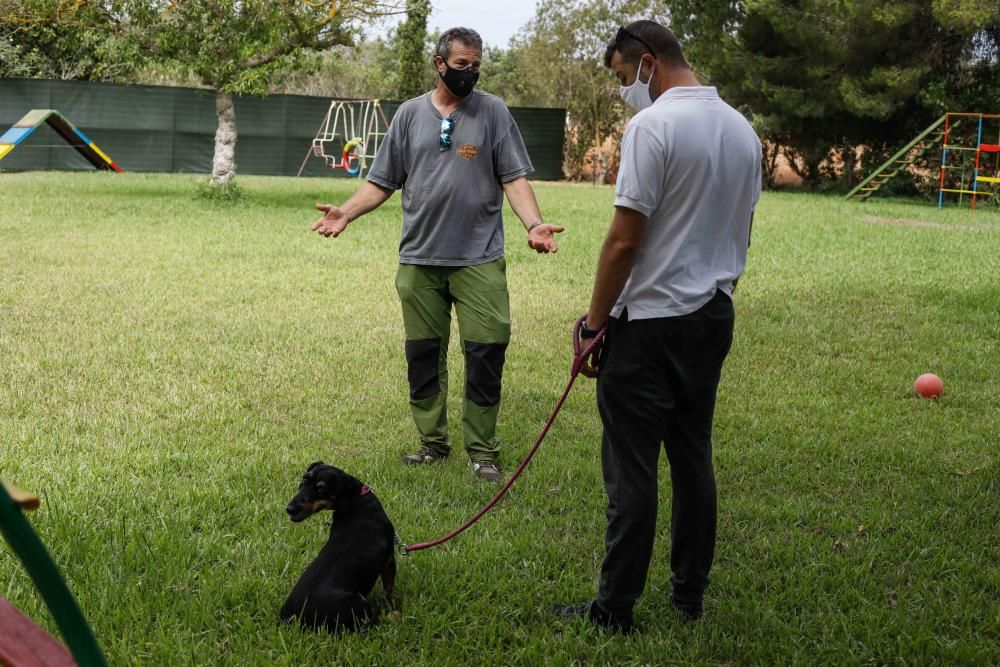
xmin=0 ymin=110 xmax=123 ymax=172
xmin=297 ymin=99 xmax=388 ymax=178
xmin=846 ymin=112 xmax=1000 ymax=209
xmin=937 ymin=113 xmax=1000 ymax=209
xmin=0 ymin=481 xmax=107 ymax=666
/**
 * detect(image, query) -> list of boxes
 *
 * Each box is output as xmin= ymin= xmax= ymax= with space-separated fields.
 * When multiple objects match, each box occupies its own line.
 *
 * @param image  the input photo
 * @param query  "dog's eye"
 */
xmin=316 ymin=482 xmax=327 ymax=492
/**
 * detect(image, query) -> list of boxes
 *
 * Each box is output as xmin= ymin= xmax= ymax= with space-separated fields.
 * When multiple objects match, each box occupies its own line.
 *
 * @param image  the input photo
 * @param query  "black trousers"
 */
xmin=595 ymin=291 xmax=735 ymax=616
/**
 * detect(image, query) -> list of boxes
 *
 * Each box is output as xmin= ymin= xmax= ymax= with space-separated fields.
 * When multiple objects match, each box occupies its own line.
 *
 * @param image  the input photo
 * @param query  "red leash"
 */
xmin=400 ymin=315 xmax=606 ymax=555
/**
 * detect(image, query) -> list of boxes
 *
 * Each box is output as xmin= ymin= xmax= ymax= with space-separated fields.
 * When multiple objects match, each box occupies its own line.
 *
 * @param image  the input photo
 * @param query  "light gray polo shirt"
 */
xmin=366 ymin=90 xmax=534 ymax=266
xmin=612 ymin=86 xmax=762 ymax=319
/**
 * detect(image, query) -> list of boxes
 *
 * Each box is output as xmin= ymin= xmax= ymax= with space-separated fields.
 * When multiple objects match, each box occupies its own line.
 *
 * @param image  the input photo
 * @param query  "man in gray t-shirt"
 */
xmin=311 ymin=27 xmax=564 ymax=482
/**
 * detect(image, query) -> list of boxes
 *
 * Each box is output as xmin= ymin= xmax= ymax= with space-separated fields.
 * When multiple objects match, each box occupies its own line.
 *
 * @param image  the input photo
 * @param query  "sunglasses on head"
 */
xmin=613 ymin=26 xmax=657 ymax=59
xmin=439 ymin=117 xmax=455 ymax=151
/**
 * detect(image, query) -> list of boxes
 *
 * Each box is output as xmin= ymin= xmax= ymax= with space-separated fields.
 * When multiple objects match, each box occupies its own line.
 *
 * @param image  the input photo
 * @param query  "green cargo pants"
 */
xmin=395 ymin=258 xmax=511 ymax=463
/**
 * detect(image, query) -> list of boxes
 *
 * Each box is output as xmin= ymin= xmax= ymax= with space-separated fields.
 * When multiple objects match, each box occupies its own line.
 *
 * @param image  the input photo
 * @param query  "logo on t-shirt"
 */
xmin=457 ymin=144 xmax=479 ymax=160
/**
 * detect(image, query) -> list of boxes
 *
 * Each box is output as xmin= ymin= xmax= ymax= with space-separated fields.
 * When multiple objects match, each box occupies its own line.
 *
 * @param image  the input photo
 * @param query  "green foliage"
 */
xmin=3 ymin=1 xmax=401 ymax=93
xmin=0 ymin=0 xmax=139 ymax=80
xmin=149 ymin=0 xmax=357 ymax=94
xmin=479 ymin=0 xmax=668 ymax=180
xmin=671 ymin=0 xmax=1000 ymax=190
xmin=195 ymin=178 xmax=245 ymax=203
xmin=395 ymin=0 xmax=431 ymax=100
xmin=269 ymin=39 xmax=401 ymax=98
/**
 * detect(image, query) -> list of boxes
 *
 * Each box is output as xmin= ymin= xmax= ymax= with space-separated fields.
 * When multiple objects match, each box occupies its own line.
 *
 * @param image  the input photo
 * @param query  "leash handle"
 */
xmin=401 ymin=316 xmax=606 ymax=555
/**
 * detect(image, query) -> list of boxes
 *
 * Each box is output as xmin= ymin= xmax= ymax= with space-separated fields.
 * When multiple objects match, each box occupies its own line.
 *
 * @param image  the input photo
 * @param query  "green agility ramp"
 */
xmin=0 ymin=481 xmax=107 ymax=667
xmin=0 ymin=109 xmax=123 ymax=172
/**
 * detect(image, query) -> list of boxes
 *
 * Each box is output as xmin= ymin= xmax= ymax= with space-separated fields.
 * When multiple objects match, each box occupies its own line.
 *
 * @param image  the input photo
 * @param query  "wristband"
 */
xmin=526 ymin=220 xmax=543 ymax=233
xmin=580 ymin=324 xmax=599 ymax=339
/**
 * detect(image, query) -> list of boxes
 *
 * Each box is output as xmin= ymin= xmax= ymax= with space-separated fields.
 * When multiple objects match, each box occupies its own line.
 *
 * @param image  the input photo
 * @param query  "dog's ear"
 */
xmin=332 ymin=469 xmax=362 ymax=509
xmin=305 ymin=461 xmax=324 ymax=473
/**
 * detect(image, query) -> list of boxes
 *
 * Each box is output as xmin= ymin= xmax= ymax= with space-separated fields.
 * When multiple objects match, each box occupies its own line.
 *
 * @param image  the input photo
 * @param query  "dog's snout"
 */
xmin=286 ymin=502 xmax=299 ymax=515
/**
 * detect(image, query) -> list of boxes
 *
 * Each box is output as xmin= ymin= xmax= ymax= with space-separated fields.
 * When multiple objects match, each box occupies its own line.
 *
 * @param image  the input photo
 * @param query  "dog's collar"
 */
xmin=359 ymin=484 xmax=371 ymax=496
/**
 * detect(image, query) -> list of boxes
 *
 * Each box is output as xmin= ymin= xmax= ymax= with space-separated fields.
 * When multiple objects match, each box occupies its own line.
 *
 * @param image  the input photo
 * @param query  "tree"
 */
xmin=479 ymin=0 xmax=668 ymax=180
xmin=670 ymin=0 xmax=1000 ymax=190
xmin=0 ymin=0 xmax=137 ymax=80
xmin=395 ymin=0 xmax=431 ymax=100
xmin=8 ymin=0 xmax=403 ymax=188
xmin=269 ymin=38 xmax=401 ymax=99
xmin=147 ymin=0 xmax=403 ymax=187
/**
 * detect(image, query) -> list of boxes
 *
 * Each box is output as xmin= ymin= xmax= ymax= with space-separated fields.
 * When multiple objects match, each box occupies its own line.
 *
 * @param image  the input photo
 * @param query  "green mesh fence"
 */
xmin=0 ymin=78 xmax=566 ymax=180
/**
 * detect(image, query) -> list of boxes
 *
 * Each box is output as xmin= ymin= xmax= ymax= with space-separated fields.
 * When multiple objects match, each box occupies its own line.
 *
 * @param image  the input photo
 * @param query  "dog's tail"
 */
xmin=282 ymin=590 xmax=372 ymax=633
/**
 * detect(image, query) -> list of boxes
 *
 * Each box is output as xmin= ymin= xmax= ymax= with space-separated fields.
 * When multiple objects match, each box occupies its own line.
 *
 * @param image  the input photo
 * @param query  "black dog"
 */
xmin=280 ymin=462 xmax=397 ymax=632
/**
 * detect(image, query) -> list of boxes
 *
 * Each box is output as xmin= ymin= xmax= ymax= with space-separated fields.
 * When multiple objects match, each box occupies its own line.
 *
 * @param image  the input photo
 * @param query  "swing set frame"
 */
xmin=297 ymin=99 xmax=389 ymax=178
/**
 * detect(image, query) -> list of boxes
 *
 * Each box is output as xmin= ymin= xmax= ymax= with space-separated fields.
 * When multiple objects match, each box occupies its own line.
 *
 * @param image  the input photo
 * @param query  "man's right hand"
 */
xmin=312 ymin=203 xmax=349 ymax=237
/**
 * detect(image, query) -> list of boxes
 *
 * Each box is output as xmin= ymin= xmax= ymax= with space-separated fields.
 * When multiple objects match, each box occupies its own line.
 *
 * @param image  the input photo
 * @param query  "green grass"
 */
xmin=1 ymin=172 xmax=998 ymax=665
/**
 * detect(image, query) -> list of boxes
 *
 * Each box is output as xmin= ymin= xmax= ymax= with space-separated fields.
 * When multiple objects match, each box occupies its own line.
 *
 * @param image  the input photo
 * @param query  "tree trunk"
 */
xmin=211 ymin=90 xmax=237 ymax=187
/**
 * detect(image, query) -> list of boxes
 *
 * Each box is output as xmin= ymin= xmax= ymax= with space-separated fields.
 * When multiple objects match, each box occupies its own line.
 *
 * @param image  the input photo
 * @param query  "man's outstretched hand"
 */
xmin=528 ymin=223 xmax=565 ymax=253
xmin=312 ymin=203 xmax=349 ymax=237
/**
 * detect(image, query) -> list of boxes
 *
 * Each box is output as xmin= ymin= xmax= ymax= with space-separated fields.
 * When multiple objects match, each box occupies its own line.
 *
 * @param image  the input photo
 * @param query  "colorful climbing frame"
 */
xmin=938 ymin=112 xmax=1000 ymax=210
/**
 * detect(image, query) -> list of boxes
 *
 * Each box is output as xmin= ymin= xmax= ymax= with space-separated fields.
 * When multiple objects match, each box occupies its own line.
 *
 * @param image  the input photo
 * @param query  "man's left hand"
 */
xmin=528 ymin=224 xmax=565 ymax=253
xmin=579 ymin=341 xmax=601 ymax=378
xmin=578 ymin=317 xmax=605 ymax=379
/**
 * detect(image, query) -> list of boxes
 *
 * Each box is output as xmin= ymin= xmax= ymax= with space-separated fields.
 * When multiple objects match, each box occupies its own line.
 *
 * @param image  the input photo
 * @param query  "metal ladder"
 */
xmin=845 ymin=115 xmax=953 ymax=200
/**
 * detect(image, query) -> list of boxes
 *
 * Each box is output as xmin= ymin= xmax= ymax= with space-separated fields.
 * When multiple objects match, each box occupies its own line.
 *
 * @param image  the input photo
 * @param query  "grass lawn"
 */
xmin=1 ymin=171 xmax=998 ymax=665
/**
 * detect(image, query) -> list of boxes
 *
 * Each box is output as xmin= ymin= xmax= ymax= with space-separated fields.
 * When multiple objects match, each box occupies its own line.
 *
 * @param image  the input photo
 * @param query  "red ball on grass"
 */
xmin=914 ymin=373 xmax=943 ymax=399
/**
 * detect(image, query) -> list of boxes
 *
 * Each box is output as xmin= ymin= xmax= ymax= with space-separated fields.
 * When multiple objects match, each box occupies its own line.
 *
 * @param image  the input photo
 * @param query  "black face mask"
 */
xmin=439 ymin=62 xmax=479 ymax=98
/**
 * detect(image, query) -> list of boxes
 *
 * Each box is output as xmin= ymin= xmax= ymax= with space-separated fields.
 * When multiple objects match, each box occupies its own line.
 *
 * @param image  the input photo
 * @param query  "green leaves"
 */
xmin=395 ymin=0 xmax=431 ymax=100
xmin=478 ymin=0 xmax=669 ymax=180
xmin=672 ymin=0 xmax=1000 ymax=189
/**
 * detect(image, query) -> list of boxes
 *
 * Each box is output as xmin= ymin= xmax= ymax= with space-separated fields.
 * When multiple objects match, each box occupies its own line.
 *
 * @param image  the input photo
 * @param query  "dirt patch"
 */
xmin=861 ymin=215 xmax=999 ymax=232
xmin=862 ymin=215 xmax=950 ymax=228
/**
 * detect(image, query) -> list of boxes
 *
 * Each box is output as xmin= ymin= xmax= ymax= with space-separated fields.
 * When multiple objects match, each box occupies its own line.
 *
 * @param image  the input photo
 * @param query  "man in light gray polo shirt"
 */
xmin=311 ymin=27 xmax=564 ymax=482
xmin=555 ymin=20 xmax=761 ymax=631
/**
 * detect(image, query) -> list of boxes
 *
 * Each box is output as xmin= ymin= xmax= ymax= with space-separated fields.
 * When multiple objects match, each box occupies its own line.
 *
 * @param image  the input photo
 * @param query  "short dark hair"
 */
xmin=436 ymin=27 xmax=483 ymax=62
xmin=604 ymin=20 xmax=689 ymax=70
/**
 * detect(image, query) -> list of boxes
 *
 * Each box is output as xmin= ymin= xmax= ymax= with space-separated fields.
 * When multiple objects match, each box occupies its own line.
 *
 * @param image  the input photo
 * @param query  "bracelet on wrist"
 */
xmin=527 ymin=220 xmax=543 ymax=233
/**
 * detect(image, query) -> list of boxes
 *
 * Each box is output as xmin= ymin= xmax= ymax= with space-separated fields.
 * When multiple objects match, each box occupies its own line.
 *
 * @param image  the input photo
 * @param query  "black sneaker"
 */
xmin=471 ymin=461 xmax=503 ymax=482
xmin=552 ymin=600 xmax=635 ymax=634
xmin=401 ymin=446 xmax=448 ymax=465
xmin=671 ymin=596 xmax=703 ymax=621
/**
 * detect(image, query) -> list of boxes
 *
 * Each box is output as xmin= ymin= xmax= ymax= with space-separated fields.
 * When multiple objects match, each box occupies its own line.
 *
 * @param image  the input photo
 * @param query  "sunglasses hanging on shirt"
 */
xmin=439 ymin=117 xmax=455 ymax=151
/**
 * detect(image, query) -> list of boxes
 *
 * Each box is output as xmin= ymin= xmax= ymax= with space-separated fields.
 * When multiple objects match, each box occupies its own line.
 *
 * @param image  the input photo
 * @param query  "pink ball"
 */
xmin=914 ymin=373 xmax=943 ymax=399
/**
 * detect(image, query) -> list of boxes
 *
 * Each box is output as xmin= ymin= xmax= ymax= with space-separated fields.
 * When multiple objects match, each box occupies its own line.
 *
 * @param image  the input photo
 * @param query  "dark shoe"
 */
xmin=671 ymin=596 xmax=703 ymax=621
xmin=552 ymin=600 xmax=635 ymax=634
xmin=401 ymin=446 xmax=448 ymax=465
xmin=471 ymin=461 xmax=503 ymax=482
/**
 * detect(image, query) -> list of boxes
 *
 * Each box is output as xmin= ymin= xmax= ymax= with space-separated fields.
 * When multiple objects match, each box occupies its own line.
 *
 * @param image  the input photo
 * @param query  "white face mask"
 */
xmin=619 ymin=58 xmax=655 ymax=111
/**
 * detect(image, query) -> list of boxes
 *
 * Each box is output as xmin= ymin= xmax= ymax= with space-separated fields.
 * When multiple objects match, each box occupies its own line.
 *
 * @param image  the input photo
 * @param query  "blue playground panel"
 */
xmin=0 ymin=127 xmax=34 ymax=146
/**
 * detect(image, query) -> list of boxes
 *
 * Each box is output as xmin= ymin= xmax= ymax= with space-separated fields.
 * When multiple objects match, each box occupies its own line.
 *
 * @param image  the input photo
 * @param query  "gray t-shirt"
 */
xmin=366 ymin=90 xmax=534 ymax=266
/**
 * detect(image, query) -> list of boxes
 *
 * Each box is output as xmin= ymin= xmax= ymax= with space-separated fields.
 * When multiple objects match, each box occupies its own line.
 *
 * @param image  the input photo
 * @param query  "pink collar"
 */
xmin=360 ymin=484 xmax=371 ymax=496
